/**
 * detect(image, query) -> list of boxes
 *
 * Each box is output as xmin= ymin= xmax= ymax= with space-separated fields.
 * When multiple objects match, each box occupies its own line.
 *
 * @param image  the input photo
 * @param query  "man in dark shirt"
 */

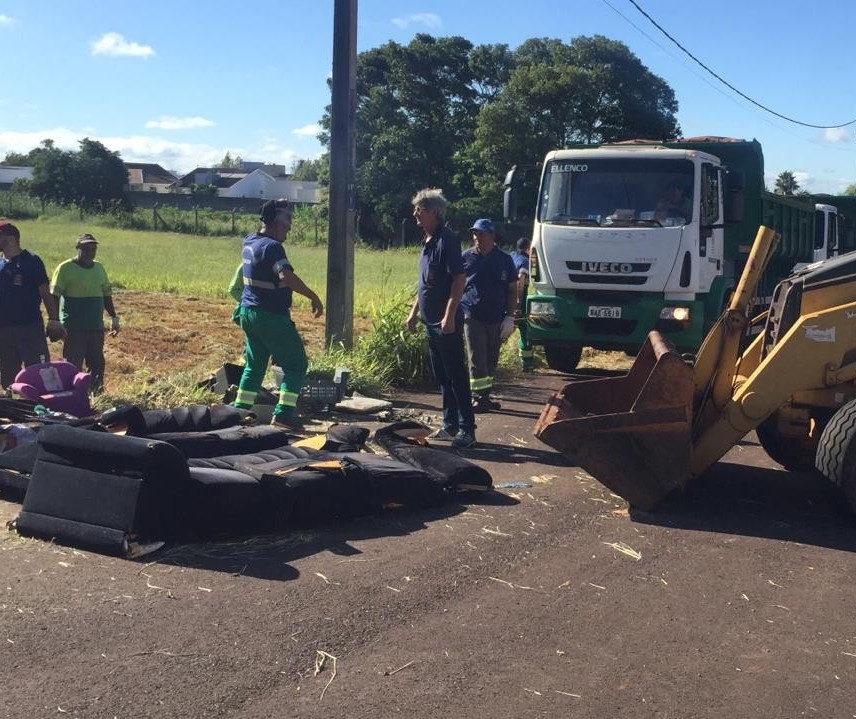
xmin=405 ymin=189 xmax=476 ymax=448
xmin=0 ymin=220 xmax=65 ymax=389
xmin=232 ymin=199 xmax=323 ymax=429
xmin=461 ymin=219 xmax=517 ymax=412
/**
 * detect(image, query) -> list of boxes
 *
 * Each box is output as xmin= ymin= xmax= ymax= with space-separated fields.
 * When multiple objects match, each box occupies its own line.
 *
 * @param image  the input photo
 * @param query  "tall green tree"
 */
xmin=320 ymin=34 xmax=679 ymax=244
xmin=321 ymin=34 xmax=484 ymax=242
xmin=774 ymin=170 xmax=800 ymax=195
xmin=28 ymin=138 xmax=129 ymax=210
xmin=470 ymin=36 xmax=680 ymax=211
xmin=290 ymin=157 xmax=327 ymax=182
xmin=843 ymin=183 xmax=856 ymax=196
xmin=1 ymin=151 xmax=34 ymax=166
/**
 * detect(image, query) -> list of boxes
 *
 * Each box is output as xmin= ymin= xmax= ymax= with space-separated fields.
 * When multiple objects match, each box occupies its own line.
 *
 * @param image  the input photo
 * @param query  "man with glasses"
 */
xmin=405 ymin=188 xmax=476 ymax=449
xmin=232 ymin=199 xmax=323 ymax=430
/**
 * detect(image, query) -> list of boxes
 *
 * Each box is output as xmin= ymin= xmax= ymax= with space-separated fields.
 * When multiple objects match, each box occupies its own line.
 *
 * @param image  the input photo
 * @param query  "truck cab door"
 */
xmin=813 ymin=205 xmax=839 ymax=262
xmin=698 ymin=163 xmax=724 ymax=292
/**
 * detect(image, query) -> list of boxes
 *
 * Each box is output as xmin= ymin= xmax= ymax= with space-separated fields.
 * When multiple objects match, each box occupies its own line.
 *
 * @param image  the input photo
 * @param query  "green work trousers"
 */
xmin=234 ymin=306 xmax=307 ymax=418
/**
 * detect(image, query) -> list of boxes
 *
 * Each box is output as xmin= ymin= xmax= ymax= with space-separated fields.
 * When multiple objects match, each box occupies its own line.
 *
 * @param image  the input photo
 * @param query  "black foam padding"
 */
xmin=0 ymin=440 xmax=40 ymax=474
xmin=188 ymin=446 xmax=312 ymax=470
xmin=321 ymin=424 xmax=371 ymax=452
xmin=0 ymin=466 xmax=30 ymax=501
xmin=186 ymin=467 xmax=293 ymax=535
xmin=373 ymin=421 xmax=493 ymax=491
xmin=340 ymin=453 xmax=444 ymax=509
xmin=149 ymin=425 xmax=292 ymax=458
xmin=15 ymin=425 xmax=192 ymax=554
xmin=239 ymin=456 xmax=376 ymax=525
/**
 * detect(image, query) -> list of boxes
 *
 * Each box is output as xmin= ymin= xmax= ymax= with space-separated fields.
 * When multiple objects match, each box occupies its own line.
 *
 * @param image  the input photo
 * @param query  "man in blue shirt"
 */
xmin=0 ymin=220 xmax=65 ymax=389
xmin=461 ymin=220 xmax=518 ymax=412
xmin=232 ymin=199 xmax=323 ymax=429
xmin=405 ymin=189 xmax=476 ymax=449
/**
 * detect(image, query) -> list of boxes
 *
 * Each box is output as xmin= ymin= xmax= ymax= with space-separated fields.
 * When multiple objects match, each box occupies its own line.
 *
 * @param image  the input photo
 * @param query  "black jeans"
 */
xmin=425 ymin=322 xmax=475 ymax=434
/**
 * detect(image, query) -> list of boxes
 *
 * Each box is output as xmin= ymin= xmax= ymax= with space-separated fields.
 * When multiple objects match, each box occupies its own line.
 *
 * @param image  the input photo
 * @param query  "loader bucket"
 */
xmin=534 ymin=332 xmax=694 ymax=510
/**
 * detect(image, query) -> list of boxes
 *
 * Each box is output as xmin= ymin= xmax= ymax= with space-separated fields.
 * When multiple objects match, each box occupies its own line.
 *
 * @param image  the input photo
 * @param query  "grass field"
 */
xmin=6 ymin=218 xmax=632 ymax=407
xmin=13 ymin=218 xmax=420 ymax=317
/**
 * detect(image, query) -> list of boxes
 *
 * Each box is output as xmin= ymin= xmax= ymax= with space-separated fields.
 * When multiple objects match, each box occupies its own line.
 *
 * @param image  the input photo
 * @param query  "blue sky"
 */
xmin=1 ymin=0 xmax=854 ymax=193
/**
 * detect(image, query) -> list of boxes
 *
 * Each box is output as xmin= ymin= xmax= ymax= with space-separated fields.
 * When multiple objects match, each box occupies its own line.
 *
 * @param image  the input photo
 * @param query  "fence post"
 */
xmin=231 ymin=208 xmax=237 ymax=234
xmin=153 ymin=202 xmax=159 ymax=231
xmin=401 ymin=218 xmax=409 ymax=247
xmin=194 ymin=206 xmax=199 ymax=234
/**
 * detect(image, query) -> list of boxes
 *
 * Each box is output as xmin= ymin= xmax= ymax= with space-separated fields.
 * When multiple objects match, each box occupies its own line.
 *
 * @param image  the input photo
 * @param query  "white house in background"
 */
xmin=124 ymin=163 xmax=178 ymax=193
xmin=0 ymin=166 xmax=34 ymax=187
xmin=173 ymin=162 xmax=322 ymax=203
xmin=223 ymin=169 xmax=322 ymax=203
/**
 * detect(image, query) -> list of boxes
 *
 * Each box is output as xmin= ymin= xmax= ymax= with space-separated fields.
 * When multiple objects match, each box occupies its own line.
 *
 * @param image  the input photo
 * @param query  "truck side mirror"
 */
xmin=504 ymin=165 xmax=519 ymax=188
xmin=504 ymin=186 xmax=518 ymax=222
xmin=724 ymin=170 xmax=744 ymax=224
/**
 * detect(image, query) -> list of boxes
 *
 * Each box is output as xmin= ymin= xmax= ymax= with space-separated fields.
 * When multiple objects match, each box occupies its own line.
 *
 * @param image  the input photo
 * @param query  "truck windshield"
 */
xmin=538 ymin=158 xmax=695 ymax=227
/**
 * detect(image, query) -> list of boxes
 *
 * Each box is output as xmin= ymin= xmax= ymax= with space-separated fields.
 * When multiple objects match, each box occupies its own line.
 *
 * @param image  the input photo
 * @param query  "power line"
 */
xmin=625 ymin=0 xmax=856 ymax=130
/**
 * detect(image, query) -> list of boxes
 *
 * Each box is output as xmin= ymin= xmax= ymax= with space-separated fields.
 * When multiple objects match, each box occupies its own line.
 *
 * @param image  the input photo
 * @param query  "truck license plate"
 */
xmin=587 ymin=306 xmax=622 ymax=319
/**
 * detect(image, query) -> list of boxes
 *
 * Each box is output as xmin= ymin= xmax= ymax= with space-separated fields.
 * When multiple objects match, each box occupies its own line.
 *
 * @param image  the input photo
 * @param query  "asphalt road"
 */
xmin=2 ymin=371 xmax=856 ymax=719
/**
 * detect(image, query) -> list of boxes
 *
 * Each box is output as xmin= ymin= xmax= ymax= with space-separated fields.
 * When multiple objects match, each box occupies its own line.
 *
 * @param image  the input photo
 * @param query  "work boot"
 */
xmin=270 ymin=413 xmax=305 ymax=433
xmin=451 ymin=430 xmax=476 ymax=449
xmin=472 ymin=395 xmax=501 ymax=413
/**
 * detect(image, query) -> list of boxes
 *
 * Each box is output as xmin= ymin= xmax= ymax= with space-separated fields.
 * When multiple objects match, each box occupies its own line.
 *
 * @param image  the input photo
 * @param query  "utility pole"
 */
xmin=325 ymin=0 xmax=357 ymax=348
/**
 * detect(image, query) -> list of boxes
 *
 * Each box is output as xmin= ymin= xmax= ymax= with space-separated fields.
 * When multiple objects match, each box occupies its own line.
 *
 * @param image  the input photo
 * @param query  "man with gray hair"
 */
xmin=405 ymin=188 xmax=476 ymax=448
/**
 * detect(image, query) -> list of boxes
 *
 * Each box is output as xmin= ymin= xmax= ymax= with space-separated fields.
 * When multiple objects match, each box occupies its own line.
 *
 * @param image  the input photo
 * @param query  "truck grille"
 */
xmin=568 ymin=274 xmax=648 ymax=285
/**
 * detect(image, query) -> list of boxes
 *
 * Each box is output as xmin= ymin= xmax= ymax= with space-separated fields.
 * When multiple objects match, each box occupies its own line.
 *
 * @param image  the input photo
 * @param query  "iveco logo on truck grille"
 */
xmin=569 ymin=261 xmax=638 ymax=273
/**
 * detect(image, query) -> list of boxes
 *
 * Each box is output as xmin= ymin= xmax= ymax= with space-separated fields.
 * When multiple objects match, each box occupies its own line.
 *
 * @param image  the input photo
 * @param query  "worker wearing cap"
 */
xmin=232 ymin=199 xmax=323 ymax=430
xmin=0 ymin=219 xmax=64 ymax=390
xmin=461 ymin=219 xmax=518 ymax=412
xmin=50 ymin=233 xmax=119 ymax=392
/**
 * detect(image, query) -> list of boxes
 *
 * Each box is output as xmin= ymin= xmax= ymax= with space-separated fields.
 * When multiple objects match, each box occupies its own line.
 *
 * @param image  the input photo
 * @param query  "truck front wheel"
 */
xmin=543 ymin=343 xmax=583 ymax=373
xmin=815 ymin=399 xmax=856 ymax=513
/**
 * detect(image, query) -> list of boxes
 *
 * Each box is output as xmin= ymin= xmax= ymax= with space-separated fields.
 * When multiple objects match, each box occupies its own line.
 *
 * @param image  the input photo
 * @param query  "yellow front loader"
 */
xmin=535 ymin=226 xmax=856 ymax=512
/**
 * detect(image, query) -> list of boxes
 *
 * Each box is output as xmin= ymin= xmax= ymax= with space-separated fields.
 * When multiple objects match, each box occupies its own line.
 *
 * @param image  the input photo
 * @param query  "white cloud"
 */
xmin=792 ymin=170 xmax=811 ymax=188
xmin=0 ymin=14 xmax=15 ymax=26
xmin=145 ymin=116 xmax=216 ymax=130
xmin=390 ymin=13 xmax=442 ymax=30
xmin=293 ymin=123 xmax=321 ymax=137
xmin=91 ymin=32 xmax=155 ymax=59
xmin=823 ymin=127 xmax=852 ymax=143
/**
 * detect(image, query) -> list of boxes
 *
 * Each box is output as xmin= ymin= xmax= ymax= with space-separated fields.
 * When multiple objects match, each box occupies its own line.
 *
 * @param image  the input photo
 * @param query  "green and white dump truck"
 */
xmin=504 ymin=136 xmax=850 ymax=371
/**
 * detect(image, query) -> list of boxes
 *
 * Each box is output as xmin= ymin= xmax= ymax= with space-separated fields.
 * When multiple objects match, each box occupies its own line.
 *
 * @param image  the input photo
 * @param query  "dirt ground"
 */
xmin=3 ymin=297 xmax=856 ymax=718
xmin=98 ymin=291 xmax=350 ymax=395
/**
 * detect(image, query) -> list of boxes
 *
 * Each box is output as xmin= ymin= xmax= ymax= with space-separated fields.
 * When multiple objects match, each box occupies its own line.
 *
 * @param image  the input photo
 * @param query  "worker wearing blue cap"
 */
xmin=461 ymin=219 xmax=517 ymax=413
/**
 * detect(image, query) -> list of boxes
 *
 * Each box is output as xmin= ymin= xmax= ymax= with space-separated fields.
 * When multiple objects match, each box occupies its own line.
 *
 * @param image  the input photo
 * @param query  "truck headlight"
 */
xmin=659 ymin=306 xmax=690 ymax=322
xmin=529 ymin=301 xmax=557 ymax=318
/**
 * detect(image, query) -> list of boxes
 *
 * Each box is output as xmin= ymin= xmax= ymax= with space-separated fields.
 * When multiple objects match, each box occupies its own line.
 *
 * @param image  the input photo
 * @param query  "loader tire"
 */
xmin=755 ymin=413 xmax=816 ymax=471
xmin=543 ymin=343 xmax=582 ymax=373
xmin=815 ymin=399 xmax=856 ymax=513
